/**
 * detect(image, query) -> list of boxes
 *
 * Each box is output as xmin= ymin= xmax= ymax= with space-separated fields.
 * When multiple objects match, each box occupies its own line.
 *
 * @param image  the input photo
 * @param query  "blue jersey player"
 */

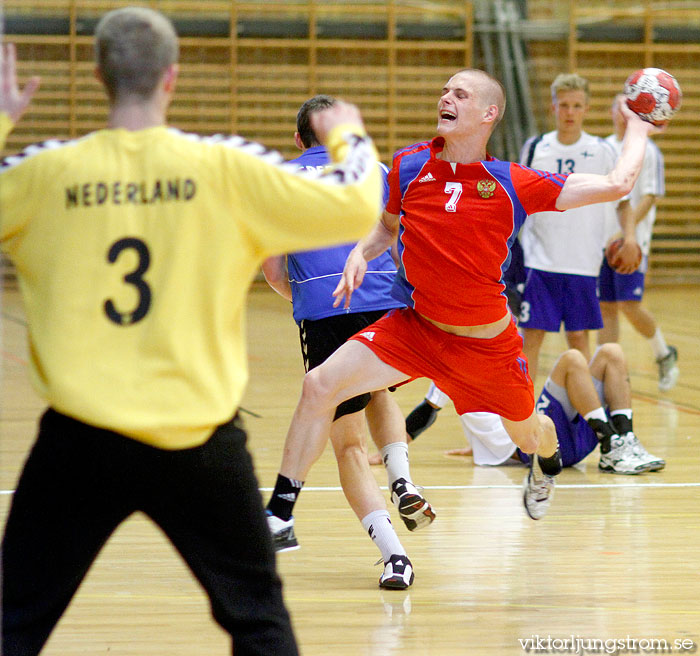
xmin=262 ymin=95 xmax=433 ymax=590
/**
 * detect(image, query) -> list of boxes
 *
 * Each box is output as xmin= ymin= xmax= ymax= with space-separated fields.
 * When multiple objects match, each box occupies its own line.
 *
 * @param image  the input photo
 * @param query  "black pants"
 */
xmin=300 ymin=309 xmax=388 ymax=419
xmin=1 ymin=409 xmax=298 ymax=656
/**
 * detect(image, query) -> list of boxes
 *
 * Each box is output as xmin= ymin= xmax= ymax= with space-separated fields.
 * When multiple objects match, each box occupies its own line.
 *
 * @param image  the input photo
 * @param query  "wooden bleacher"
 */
xmin=1 ymin=0 xmax=698 ymax=284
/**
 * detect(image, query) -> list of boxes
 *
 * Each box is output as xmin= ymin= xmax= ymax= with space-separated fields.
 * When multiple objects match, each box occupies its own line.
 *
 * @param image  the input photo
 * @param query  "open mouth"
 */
xmin=440 ymin=110 xmax=457 ymax=121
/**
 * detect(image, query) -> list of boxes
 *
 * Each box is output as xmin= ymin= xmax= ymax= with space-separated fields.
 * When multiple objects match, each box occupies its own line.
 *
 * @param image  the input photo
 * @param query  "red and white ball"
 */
xmin=624 ymin=68 xmax=682 ymax=125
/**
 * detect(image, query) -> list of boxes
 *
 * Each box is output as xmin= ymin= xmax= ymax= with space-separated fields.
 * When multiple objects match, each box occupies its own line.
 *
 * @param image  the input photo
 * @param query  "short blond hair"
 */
xmin=95 ymin=7 xmax=179 ymax=102
xmin=550 ymin=73 xmax=590 ymax=103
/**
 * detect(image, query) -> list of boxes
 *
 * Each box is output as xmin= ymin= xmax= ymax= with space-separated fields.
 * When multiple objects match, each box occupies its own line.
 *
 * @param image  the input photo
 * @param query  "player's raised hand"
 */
xmin=310 ymin=100 xmax=366 ymax=145
xmin=617 ymin=95 xmax=667 ymax=136
xmin=332 ymin=246 xmax=368 ymax=309
xmin=0 ymin=44 xmax=41 ymax=123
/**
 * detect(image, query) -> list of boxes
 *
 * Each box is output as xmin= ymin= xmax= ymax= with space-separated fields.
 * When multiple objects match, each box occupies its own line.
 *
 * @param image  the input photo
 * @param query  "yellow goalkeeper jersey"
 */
xmin=0 ymin=112 xmax=381 ymax=448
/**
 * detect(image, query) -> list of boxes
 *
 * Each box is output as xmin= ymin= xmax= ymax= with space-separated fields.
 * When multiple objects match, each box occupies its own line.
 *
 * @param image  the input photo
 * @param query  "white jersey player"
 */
xmin=518 ymin=73 xmax=622 ymax=383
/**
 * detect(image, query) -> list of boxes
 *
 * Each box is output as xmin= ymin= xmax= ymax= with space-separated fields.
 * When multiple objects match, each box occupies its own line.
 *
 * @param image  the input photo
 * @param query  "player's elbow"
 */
xmin=612 ymin=177 xmax=635 ymax=199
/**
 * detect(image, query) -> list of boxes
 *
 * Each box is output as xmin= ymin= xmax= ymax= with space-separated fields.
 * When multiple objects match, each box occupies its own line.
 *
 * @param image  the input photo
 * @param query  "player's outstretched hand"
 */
xmin=310 ymin=100 xmax=366 ymax=145
xmin=332 ymin=246 xmax=367 ymax=309
xmin=445 ymin=447 xmax=473 ymax=457
xmin=0 ymin=44 xmax=40 ymax=123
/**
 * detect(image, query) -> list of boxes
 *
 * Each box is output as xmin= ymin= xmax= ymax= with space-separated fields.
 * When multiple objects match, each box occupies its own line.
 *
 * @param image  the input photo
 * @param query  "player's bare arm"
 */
xmin=0 ymin=44 xmax=41 ymax=123
xmin=556 ymin=99 xmax=663 ymax=211
xmin=262 ymin=256 xmax=292 ymax=302
xmin=332 ymin=211 xmax=399 ymax=309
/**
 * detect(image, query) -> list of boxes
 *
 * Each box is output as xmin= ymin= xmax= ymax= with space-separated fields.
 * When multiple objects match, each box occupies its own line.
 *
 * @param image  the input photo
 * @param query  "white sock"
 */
xmin=381 ymin=441 xmax=412 ymax=488
xmin=361 ymin=510 xmax=405 ymax=562
xmin=648 ymin=328 xmax=670 ymax=361
xmin=583 ymin=407 xmax=608 ymax=424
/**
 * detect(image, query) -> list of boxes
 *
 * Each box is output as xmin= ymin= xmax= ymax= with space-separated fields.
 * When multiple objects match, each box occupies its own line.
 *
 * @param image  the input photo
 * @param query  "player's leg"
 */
xmin=266 ymin=339 xmax=409 ymax=548
xmin=2 ymin=410 xmax=135 ymax=656
xmin=548 ymin=348 xmax=649 ymax=474
xmin=618 ymin=299 xmax=655 ymax=338
xmin=365 ymin=389 xmax=435 ymax=531
xmin=330 ymin=411 xmax=387 ymax=517
xmin=367 ymin=381 xmax=445 ymax=464
xmin=597 ymin=301 xmax=620 ymax=344
xmin=618 ymin=300 xmax=679 ymax=392
xmin=146 ymin=416 xmax=299 ymax=656
xmin=564 ymin=329 xmax=591 ymax=361
xmin=278 ymin=340 xmax=409 ymax=483
xmin=328 ymin=411 xmax=414 ymax=589
xmin=597 ymin=258 xmax=620 ymax=345
xmin=404 ymin=382 xmax=450 ymax=441
xmin=589 ymin=344 xmax=665 ymax=471
xmin=267 ymin=312 xmax=375 ymax=547
xmin=521 ymin=327 xmax=547 ymax=383
xmin=501 ymin=411 xmax=560 ymax=520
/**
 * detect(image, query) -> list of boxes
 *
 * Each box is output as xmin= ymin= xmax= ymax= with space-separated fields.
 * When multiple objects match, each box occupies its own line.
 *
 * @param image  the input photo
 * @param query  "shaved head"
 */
xmin=450 ymin=69 xmax=506 ymax=125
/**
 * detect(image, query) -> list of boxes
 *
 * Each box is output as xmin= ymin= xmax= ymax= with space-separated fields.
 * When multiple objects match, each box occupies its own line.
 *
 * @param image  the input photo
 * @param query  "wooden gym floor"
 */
xmin=2 ymin=280 xmax=699 ymax=655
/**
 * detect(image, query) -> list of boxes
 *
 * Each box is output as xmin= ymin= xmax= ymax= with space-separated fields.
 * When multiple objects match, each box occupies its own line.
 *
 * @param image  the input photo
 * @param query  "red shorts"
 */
xmin=350 ymin=307 xmax=534 ymax=421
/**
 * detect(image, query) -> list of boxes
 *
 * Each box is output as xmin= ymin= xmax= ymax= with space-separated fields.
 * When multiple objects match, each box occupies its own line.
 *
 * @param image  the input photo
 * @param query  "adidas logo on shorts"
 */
xmin=359 ymin=331 xmax=375 ymax=341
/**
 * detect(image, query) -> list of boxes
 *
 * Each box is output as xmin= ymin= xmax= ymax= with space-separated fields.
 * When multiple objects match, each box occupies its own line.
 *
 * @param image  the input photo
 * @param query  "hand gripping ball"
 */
xmin=624 ymin=68 xmax=682 ymax=125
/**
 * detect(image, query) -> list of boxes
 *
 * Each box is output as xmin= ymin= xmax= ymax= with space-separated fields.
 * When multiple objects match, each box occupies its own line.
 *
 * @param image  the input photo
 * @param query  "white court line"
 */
xmin=2 ymin=482 xmax=699 ymax=496
xmin=264 ymin=482 xmax=700 ymax=492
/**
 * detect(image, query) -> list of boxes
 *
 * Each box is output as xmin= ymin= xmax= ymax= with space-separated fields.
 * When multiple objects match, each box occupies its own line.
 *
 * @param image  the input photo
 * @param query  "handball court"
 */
xmin=1 ymin=280 xmax=699 ymax=655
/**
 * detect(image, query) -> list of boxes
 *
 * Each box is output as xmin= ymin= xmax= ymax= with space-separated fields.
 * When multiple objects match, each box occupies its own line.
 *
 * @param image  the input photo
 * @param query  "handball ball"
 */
xmin=606 ymin=238 xmax=642 ymax=273
xmin=624 ymin=68 xmax=682 ymax=125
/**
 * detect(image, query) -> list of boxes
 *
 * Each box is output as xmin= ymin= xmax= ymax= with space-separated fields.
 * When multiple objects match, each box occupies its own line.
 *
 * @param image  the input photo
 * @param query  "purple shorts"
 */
xmin=598 ymin=256 xmax=647 ymax=302
xmin=519 ymin=268 xmax=603 ymax=332
xmin=517 ymin=387 xmax=599 ymax=467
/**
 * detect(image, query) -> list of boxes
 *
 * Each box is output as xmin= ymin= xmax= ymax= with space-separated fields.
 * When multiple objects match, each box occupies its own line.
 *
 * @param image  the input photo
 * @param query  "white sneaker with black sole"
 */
xmin=266 ymin=512 xmax=300 ymax=552
xmin=390 ymin=478 xmax=435 ymax=531
xmin=379 ymin=554 xmax=414 ymax=590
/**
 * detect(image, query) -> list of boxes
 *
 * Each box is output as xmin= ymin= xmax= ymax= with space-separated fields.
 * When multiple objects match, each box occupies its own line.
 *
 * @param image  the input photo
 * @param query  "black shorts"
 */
xmin=299 ymin=309 xmax=389 ymax=420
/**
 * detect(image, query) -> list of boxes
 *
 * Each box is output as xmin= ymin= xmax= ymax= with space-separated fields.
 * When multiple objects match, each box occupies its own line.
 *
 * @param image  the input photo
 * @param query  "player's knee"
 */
xmin=538 ymin=413 xmax=556 ymax=442
xmin=331 ymin=435 xmax=368 ymax=462
xmin=560 ymin=348 xmax=588 ymax=371
xmin=506 ymin=420 xmax=540 ymax=454
xmin=518 ymin=432 xmax=539 ymax=454
xmin=300 ymin=367 xmax=336 ymax=409
xmin=597 ymin=341 xmax=625 ymax=366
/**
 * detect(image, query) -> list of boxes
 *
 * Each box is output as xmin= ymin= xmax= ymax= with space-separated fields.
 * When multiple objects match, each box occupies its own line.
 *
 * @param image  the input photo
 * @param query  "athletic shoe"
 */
xmin=522 ymin=456 xmax=555 ymax=520
xmin=266 ymin=512 xmax=300 ymax=552
xmin=626 ymin=433 xmax=666 ymax=472
xmin=657 ymin=345 xmax=679 ymax=392
xmin=379 ymin=554 xmax=414 ymax=590
xmin=390 ymin=478 xmax=435 ymax=531
xmin=598 ymin=435 xmax=651 ymax=475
